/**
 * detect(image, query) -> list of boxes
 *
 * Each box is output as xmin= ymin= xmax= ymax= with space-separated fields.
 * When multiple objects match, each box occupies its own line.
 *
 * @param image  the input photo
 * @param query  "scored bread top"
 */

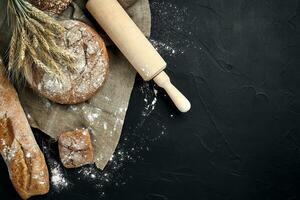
xmin=27 ymin=20 xmax=109 ymax=105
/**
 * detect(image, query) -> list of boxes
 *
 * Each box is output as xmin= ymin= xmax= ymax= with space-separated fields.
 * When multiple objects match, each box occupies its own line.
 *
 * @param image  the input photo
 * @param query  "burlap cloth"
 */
xmin=0 ymin=0 xmax=151 ymax=170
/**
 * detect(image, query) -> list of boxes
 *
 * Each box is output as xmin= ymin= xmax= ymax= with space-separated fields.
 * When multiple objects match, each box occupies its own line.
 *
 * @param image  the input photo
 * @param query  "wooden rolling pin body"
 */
xmin=86 ymin=0 xmax=191 ymax=112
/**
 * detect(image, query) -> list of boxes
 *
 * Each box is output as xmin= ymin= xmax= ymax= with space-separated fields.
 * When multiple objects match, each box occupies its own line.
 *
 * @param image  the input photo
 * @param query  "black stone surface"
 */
xmin=1 ymin=0 xmax=300 ymax=199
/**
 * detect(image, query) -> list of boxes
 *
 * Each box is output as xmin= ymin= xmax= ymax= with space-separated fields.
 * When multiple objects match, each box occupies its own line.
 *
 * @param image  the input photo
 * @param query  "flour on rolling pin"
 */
xmin=86 ymin=0 xmax=191 ymax=112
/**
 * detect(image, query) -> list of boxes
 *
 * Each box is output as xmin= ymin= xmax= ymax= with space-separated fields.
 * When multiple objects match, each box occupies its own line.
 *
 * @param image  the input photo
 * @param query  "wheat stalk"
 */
xmin=7 ymin=0 xmax=75 ymax=80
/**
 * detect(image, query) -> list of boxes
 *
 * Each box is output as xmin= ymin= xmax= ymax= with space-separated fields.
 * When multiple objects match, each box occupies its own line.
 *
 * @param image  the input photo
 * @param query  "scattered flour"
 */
xmin=103 ymin=122 xmax=108 ymax=130
xmin=150 ymin=0 xmax=198 ymax=55
xmin=140 ymin=82 xmax=158 ymax=117
xmin=82 ymin=105 xmax=102 ymax=125
xmin=50 ymin=161 xmax=69 ymax=191
xmin=150 ymin=39 xmax=184 ymax=56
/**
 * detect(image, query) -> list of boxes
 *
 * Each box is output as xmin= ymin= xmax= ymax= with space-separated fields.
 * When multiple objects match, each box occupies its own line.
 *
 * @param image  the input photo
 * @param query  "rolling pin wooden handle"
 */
xmin=154 ymin=71 xmax=191 ymax=112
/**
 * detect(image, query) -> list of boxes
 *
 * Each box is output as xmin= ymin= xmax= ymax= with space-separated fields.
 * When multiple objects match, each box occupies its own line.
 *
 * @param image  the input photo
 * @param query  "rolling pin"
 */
xmin=86 ymin=0 xmax=191 ymax=112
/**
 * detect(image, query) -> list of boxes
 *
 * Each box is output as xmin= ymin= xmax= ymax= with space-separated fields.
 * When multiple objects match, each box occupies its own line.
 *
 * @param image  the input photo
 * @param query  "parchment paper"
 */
xmin=0 ymin=0 xmax=151 ymax=170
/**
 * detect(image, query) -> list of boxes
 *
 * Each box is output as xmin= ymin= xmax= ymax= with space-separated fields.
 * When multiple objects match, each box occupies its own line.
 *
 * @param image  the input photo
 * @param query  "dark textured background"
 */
xmin=1 ymin=0 xmax=300 ymax=199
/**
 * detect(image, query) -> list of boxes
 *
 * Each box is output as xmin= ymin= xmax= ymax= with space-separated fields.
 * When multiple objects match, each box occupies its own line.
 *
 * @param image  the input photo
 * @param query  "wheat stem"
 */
xmin=7 ymin=0 xmax=74 ymax=81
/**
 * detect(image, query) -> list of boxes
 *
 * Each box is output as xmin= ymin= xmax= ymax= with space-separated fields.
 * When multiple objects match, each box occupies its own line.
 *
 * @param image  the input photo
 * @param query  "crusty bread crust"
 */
xmin=29 ymin=0 xmax=72 ymax=14
xmin=58 ymin=128 xmax=94 ymax=168
xmin=28 ymin=20 xmax=109 ymax=105
xmin=0 ymin=60 xmax=49 ymax=200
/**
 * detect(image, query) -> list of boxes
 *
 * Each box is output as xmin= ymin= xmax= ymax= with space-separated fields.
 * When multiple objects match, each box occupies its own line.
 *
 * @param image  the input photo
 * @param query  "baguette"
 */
xmin=0 ymin=59 xmax=49 ymax=199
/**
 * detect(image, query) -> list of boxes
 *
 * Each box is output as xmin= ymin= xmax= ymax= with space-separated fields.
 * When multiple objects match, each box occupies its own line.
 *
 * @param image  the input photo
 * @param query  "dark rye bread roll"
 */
xmin=29 ymin=0 xmax=73 ymax=14
xmin=27 ymin=20 xmax=109 ymax=104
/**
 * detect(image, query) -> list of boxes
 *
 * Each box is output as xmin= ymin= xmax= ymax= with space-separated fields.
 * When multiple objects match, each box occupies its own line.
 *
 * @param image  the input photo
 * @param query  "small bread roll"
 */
xmin=27 ymin=20 xmax=109 ymax=104
xmin=29 ymin=0 xmax=72 ymax=14
xmin=58 ymin=128 xmax=94 ymax=168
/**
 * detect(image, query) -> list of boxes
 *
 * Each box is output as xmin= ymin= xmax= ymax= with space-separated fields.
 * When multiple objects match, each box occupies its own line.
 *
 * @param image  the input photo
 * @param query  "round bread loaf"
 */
xmin=27 ymin=20 xmax=109 ymax=104
xmin=29 ymin=0 xmax=72 ymax=14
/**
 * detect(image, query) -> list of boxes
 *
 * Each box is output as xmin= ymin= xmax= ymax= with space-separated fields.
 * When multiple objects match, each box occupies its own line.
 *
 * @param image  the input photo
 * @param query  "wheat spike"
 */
xmin=29 ymin=18 xmax=56 ymax=37
xmin=32 ymin=35 xmax=39 ymax=48
xmin=24 ymin=1 xmax=65 ymax=33
xmin=15 ymin=27 xmax=28 ymax=69
xmin=7 ymin=0 xmax=75 ymax=81
xmin=8 ymin=29 xmax=17 ymax=71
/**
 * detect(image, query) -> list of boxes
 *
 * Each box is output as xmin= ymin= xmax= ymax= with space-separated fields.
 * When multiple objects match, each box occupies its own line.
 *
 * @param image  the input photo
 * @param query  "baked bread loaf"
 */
xmin=0 ymin=59 xmax=49 ymax=200
xmin=29 ymin=0 xmax=72 ymax=14
xmin=58 ymin=128 xmax=94 ymax=168
xmin=27 ymin=20 xmax=109 ymax=104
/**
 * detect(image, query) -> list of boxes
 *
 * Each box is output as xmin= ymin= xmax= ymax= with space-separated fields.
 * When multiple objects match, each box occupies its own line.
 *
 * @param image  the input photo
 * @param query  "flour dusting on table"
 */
xmin=51 ymin=162 xmax=69 ymax=190
xmin=140 ymin=82 xmax=158 ymax=117
xmin=151 ymin=0 xmax=197 ymax=55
